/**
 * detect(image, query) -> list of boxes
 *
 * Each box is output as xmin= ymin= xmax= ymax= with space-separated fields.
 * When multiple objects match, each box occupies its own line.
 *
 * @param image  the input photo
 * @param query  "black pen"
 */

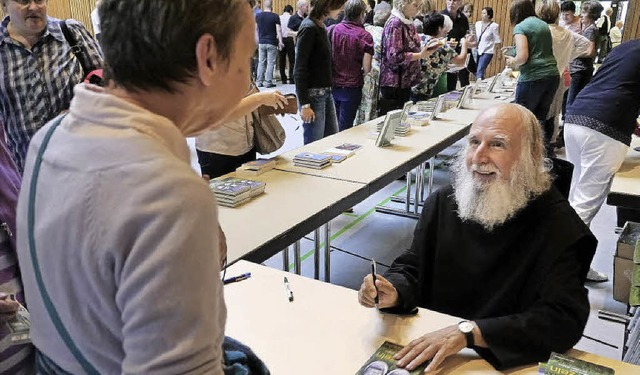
xmin=283 ymin=277 xmax=294 ymax=302
xmin=371 ymin=259 xmax=379 ymax=307
xmin=223 ymin=272 xmax=251 ymax=285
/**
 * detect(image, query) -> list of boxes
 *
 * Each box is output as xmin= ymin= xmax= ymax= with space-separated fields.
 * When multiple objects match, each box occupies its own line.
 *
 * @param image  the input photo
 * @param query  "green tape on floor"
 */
xmin=291 ymin=184 xmax=409 ymax=268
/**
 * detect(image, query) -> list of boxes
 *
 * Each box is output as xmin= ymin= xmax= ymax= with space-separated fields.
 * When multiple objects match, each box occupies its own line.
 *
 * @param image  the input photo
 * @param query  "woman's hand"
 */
xmin=301 ymin=107 xmax=315 ymax=123
xmin=0 ymin=293 xmax=19 ymax=322
xmin=260 ymin=91 xmax=287 ymax=110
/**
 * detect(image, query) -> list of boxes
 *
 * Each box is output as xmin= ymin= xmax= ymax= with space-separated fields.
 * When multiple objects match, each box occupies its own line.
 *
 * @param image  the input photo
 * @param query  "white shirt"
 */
xmin=548 ymin=24 xmax=591 ymax=74
xmin=196 ymin=115 xmax=254 ymax=155
xmin=610 ymin=26 xmax=622 ymax=44
xmin=17 ymin=84 xmax=225 ymax=374
xmin=280 ymin=11 xmax=292 ymax=38
xmin=474 ymin=21 xmax=501 ymax=55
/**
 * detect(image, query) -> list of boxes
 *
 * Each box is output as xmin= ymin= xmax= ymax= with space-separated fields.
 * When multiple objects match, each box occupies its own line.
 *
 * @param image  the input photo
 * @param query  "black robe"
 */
xmin=383 ymin=185 xmax=597 ymax=370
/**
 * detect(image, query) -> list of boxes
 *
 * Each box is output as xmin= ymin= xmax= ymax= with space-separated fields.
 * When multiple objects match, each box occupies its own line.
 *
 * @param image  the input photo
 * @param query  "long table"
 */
xmin=225 ymin=260 xmax=640 ymax=375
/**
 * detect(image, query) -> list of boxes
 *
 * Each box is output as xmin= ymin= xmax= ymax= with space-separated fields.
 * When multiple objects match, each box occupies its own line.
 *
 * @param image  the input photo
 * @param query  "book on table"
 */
xmin=236 ymin=158 xmax=277 ymax=176
xmin=335 ymin=143 xmax=362 ymax=151
xmin=323 ymin=148 xmax=355 ymax=158
xmin=293 ymin=152 xmax=332 ymax=169
xmin=209 ymin=177 xmax=266 ymax=207
xmin=321 ymin=153 xmax=347 ymax=163
xmin=538 ymin=352 xmax=614 ymax=375
xmin=356 ymin=341 xmax=429 ymax=375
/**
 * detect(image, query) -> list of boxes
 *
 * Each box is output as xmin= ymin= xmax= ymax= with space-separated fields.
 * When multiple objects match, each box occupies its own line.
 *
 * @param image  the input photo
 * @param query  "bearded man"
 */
xmin=358 ymin=103 xmax=596 ymax=372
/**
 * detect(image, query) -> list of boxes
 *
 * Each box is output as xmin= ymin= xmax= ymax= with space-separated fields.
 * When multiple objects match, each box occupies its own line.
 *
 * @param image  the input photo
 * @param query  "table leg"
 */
xmin=314 ymin=228 xmax=321 ymax=280
xmin=404 ymin=171 xmax=411 ymax=213
xmin=324 ymin=222 xmax=331 ymax=282
xmin=282 ymin=247 xmax=290 ymax=272
xmin=293 ymin=241 xmax=301 ymax=275
xmin=428 ymin=156 xmax=435 ymax=195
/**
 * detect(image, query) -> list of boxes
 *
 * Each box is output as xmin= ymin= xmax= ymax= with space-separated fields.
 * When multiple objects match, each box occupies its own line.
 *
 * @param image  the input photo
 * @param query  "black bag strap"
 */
xmin=60 ymin=20 xmax=93 ymax=80
xmin=477 ymin=21 xmax=492 ymax=46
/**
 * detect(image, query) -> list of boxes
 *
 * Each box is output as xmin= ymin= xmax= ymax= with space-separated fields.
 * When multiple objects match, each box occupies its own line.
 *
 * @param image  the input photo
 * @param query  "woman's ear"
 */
xmin=195 ymin=34 xmax=218 ymax=87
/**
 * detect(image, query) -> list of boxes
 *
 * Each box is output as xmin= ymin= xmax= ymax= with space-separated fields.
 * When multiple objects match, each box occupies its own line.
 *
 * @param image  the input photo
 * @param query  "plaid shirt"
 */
xmin=0 ymin=16 xmax=103 ymax=172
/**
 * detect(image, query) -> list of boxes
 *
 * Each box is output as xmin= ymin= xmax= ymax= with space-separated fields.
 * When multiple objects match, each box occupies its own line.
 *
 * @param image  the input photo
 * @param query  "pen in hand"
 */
xmin=223 ymin=272 xmax=251 ymax=285
xmin=371 ymin=259 xmax=379 ymax=308
xmin=283 ymin=277 xmax=294 ymax=302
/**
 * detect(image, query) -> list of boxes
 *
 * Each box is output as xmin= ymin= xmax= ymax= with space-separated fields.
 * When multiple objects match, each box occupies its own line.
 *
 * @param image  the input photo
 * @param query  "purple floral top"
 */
xmin=379 ymin=16 xmax=422 ymax=89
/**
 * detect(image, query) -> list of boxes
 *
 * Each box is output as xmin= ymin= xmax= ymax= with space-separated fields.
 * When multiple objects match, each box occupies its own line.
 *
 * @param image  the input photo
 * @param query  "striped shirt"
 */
xmin=0 ymin=16 xmax=103 ymax=172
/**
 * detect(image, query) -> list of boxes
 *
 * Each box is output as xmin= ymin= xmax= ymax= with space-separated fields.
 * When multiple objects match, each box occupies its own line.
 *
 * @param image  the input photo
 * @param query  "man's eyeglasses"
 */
xmin=13 ymin=0 xmax=47 ymax=6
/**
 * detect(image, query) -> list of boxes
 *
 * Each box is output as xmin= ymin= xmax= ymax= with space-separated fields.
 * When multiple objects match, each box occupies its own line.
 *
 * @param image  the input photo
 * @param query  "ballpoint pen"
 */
xmin=223 ymin=272 xmax=251 ymax=285
xmin=371 ymin=259 xmax=379 ymax=308
xmin=283 ymin=277 xmax=294 ymax=302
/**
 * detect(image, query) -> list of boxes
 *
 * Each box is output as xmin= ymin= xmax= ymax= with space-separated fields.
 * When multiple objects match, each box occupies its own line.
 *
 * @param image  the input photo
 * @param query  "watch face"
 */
xmin=459 ymin=321 xmax=473 ymax=333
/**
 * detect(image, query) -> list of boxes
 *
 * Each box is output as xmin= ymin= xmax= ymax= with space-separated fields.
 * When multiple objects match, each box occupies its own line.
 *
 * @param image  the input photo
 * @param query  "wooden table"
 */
xmin=224 ymin=261 xmax=640 ymax=375
xmin=607 ymin=136 xmax=640 ymax=209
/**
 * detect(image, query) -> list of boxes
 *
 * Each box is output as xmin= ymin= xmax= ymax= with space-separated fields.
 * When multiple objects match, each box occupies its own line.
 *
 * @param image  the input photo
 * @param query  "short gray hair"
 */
xmin=344 ymin=0 xmax=367 ymax=21
xmin=393 ymin=0 xmax=412 ymax=11
xmin=373 ymin=9 xmax=391 ymax=26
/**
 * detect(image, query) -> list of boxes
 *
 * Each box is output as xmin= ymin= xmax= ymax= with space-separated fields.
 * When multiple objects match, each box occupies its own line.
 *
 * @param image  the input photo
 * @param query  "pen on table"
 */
xmin=223 ymin=272 xmax=251 ymax=285
xmin=371 ymin=259 xmax=379 ymax=308
xmin=283 ymin=276 xmax=294 ymax=302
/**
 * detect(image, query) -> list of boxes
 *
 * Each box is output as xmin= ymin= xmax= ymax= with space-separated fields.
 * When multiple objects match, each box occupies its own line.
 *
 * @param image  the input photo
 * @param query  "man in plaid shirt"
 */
xmin=0 ymin=0 xmax=102 ymax=172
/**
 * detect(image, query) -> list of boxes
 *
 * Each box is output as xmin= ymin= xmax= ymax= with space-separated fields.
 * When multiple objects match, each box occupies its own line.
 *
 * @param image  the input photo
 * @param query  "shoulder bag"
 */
xmin=251 ymin=110 xmax=286 ymax=154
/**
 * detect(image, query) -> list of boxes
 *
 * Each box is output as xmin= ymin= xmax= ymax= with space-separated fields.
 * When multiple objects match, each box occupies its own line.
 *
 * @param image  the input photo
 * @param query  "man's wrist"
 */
xmin=301 ymin=104 xmax=311 ymax=109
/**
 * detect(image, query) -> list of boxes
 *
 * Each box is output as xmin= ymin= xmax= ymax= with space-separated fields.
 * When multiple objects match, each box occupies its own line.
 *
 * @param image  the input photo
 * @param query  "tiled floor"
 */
xmin=188 ymin=81 xmax=630 ymax=363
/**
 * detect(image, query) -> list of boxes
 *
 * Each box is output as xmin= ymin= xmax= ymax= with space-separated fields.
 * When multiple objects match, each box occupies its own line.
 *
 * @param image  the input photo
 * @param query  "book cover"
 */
xmin=323 ymin=148 xmax=355 ymax=157
xmin=209 ymin=177 xmax=265 ymax=197
xmin=335 ymin=143 xmax=362 ymax=151
xmin=294 ymin=161 xmax=331 ymax=169
xmin=355 ymin=341 xmax=428 ymax=375
xmin=540 ymin=352 xmax=614 ymax=375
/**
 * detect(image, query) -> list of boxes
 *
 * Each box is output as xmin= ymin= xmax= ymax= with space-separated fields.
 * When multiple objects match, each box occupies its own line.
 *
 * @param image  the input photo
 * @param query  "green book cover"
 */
xmin=633 ymin=265 xmax=640 ymax=287
xmin=543 ymin=352 xmax=614 ymax=375
xmin=355 ymin=341 xmax=429 ymax=375
xmin=634 ymin=239 xmax=640 ymax=264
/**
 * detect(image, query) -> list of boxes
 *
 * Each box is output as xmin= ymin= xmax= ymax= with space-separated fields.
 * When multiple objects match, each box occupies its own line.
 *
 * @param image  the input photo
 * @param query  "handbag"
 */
xmin=251 ymin=110 xmax=286 ymax=154
xmin=60 ymin=20 xmax=103 ymax=86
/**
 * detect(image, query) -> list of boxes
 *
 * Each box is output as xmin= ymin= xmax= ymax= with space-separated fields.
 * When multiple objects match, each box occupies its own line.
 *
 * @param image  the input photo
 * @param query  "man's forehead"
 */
xmin=470 ymin=107 xmax=523 ymax=138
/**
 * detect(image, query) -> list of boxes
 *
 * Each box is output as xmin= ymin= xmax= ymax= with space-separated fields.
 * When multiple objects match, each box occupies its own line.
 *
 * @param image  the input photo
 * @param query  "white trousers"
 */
xmin=564 ymin=123 xmax=628 ymax=227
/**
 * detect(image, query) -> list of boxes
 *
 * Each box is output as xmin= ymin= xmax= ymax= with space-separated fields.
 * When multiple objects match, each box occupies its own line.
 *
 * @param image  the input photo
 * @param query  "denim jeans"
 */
xmin=475 ymin=53 xmax=494 ymax=80
xmin=257 ymin=44 xmax=278 ymax=85
xmin=302 ymin=88 xmax=338 ymax=145
xmin=515 ymin=75 xmax=559 ymax=148
xmin=332 ymin=87 xmax=363 ymax=131
xmin=566 ymin=69 xmax=593 ymax=109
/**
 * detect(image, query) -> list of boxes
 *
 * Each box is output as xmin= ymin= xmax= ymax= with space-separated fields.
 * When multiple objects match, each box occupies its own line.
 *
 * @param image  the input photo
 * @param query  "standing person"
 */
xmin=374 ymin=0 xmax=391 ymax=13
xmin=0 ymin=125 xmax=32 ymax=374
xmin=196 ymin=82 xmax=287 ymax=178
xmin=279 ymin=5 xmax=295 ymax=84
xmin=253 ymin=0 xmax=262 ymax=15
xmin=255 ymin=0 xmax=283 ymax=88
xmin=564 ymin=40 xmax=640 ymax=282
xmin=91 ymin=0 xmax=102 ymax=43
xmin=411 ymin=13 xmax=468 ymax=102
xmin=474 ymin=7 xmax=500 ymax=80
xmin=559 ymin=1 xmax=581 ymax=33
xmin=441 ymin=0 xmax=470 ymax=91
xmin=378 ymin=0 xmax=436 ymax=115
xmin=0 ymin=0 xmax=103 ymax=172
xmin=504 ymin=0 xmax=558 ymax=147
xmin=461 ymin=2 xmax=476 ymax=81
xmin=288 ymin=0 xmax=310 ymax=38
xmin=566 ymin=1 xmax=601 ymax=108
xmin=329 ymin=0 xmax=374 ymax=131
xmin=364 ymin=0 xmax=375 ymax=25
xmin=295 ymin=0 xmax=347 ymax=145
xmin=356 ymin=8 xmax=391 ymax=124
xmin=610 ymin=20 xmax=623 ymax=49
xmin=536 ymin=0 xmax=590 ymax=155
xmin=595 ymin=7 xmax=612 ymax=63
xmin=16 ymin=0 xmax=260 ymax=373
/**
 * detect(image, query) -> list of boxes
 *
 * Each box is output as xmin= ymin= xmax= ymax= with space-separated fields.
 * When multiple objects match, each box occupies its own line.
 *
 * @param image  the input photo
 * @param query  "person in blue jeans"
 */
xmin=474 ymin=7 xmax=501 ymax=80
xmin=295 ymin=0 xmax=346 ymax=144
xmin=505 ymin=0 xmax=559 ymax=151
xmin=329 ymin=0 xmax=373 ymax=131
xmin=256 ymin=0 xmax=284 ymax=87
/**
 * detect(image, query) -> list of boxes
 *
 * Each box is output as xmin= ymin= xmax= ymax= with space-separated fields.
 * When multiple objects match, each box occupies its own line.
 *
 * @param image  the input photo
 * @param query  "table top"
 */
xmin=608 ymin=136 xmax=640 ymax=208
xmin=224 ymin=260 xmax=639 ymax=375
xmin=218 ymin=170 xmax=367 ymax=264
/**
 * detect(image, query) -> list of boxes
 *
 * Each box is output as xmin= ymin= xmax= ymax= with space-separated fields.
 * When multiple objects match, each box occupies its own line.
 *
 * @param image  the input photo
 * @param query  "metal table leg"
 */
xmin=324 ymin=222 xmax=331 ymax=282
xmin=314 ymin=228 xmax=321 ymax=280
xmin=282 ymin=247 xmax=290 ymax=272
xmin=293 ymin=241 xmax=301 ymax=275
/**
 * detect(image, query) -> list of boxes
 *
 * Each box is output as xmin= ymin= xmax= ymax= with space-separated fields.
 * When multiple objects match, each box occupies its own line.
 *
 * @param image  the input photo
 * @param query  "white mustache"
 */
xmin=470 ymin=164 xmax=499 ymax=174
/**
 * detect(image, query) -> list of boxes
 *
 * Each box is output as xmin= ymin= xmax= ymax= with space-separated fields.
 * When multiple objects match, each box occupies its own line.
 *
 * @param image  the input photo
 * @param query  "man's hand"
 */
xmin=0 ymin=293 xmax=19 ymax=322
xmin=358 ymin=274 xmax=399 ymax=309
xmin=301 ymin=107 xmax=315 ymax=123
xmin=394 ymin=325 xmax=466 ymax=373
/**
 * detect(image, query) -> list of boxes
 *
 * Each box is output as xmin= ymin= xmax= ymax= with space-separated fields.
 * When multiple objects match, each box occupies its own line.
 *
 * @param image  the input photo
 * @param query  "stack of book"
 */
xmin=293 ymin=152 xmax=332 ymax=169
xmin=209 ymin=177 xmax=266 ymax=207
xmin=323 ymin=143 xmax=361 ymax=159
xmin=395 ymin=121 xmax=411 ymax=136
xmin=236 ymin=158 xmax=276 ymax=176
xmin=538 ymin=352 xmax=614 ymax=374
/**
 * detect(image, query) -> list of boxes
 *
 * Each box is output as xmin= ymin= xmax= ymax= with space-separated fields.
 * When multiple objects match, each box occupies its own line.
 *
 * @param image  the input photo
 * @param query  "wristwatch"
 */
xmin=301 ymin=104 xmax=311 ymax=109
xmin=458 ymin=320 xmax=474 ymax=348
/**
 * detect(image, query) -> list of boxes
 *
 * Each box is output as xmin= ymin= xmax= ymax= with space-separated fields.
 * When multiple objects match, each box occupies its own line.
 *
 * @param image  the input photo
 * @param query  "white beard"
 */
xmin=451 ymin=153 xmax=549 ymax=231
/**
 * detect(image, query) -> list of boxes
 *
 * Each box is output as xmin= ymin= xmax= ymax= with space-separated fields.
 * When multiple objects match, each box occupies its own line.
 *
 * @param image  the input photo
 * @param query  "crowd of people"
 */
xmin=0 ymin=0 xmax=638 ymax=373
